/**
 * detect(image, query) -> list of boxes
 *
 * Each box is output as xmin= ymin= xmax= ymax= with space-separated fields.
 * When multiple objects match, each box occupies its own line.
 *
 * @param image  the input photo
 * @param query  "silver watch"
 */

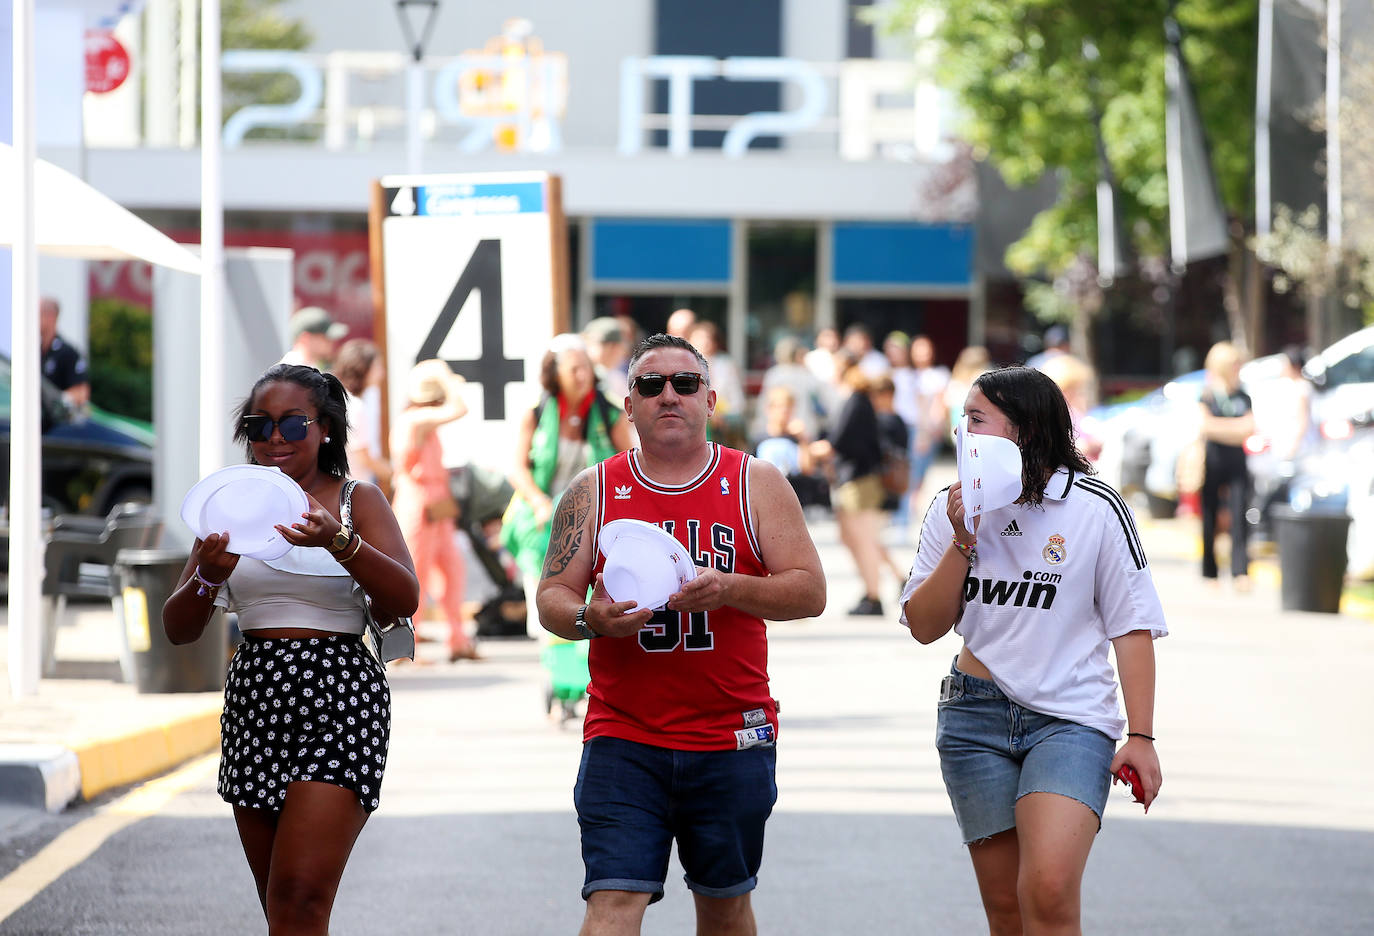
xmin=573 ymin=604 xmax=599 ymax=640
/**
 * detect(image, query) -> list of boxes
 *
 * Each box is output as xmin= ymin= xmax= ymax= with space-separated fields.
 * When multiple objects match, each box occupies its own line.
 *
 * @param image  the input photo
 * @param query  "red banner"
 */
xmin=89 ymin=229 xmax=375 ymax=341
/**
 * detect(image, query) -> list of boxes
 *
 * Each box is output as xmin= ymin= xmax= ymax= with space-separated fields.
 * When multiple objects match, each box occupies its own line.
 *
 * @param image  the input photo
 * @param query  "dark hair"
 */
xmin=626 ymin=333 xmax=711 ymax=383
xmin=331 ymin=339 xmax=379 ymax=397
xmin=972 ymin=365 xmax=1094 ymax=506
xmin=233 ymin=364 xmax=351 ymax=478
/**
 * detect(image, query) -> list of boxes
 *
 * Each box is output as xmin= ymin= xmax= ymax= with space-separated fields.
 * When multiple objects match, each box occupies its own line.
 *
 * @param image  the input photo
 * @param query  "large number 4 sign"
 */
xmin=414 ymin=238 xmax=525 ymax=420
xmin=639 ymin=609 xmax=715 ymax=652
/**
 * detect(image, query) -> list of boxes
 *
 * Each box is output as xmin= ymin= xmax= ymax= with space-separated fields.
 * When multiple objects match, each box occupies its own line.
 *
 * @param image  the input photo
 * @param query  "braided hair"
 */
xmin=233 ymin=363 xmax=351 ymax=478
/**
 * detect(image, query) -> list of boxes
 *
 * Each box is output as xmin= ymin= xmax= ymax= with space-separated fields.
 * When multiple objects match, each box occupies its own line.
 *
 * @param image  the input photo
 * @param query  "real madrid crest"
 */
xmin=1042 ymin=533 xmax=1067 ymax=565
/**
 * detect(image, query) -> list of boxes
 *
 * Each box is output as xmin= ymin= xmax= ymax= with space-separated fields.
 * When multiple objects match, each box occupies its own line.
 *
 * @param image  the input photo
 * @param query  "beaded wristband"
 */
xmin=951 ymin=535 xmax=977 ymax=566
xmin=192 ymin=565 xmax=226 ymax=597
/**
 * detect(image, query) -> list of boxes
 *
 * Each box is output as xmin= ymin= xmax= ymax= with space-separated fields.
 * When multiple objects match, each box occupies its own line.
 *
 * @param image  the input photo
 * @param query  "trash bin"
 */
xmin=115 ymin=548 xmax=227 ymax=693
xmin=1272 ymin=506 xmax=1352 ymax=614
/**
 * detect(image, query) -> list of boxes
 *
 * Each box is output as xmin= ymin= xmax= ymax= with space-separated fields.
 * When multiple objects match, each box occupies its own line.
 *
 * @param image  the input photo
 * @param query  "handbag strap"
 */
xmin=340 ymin=479 xmax=359 ymax=530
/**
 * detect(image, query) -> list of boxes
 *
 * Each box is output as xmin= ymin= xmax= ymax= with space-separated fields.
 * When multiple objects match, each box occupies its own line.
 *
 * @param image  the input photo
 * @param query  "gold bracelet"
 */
xmin=337 ymin=534 xmax=364 ymax=562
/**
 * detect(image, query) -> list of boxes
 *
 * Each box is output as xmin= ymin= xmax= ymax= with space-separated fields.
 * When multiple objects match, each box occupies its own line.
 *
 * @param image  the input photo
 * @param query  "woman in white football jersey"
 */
xmin=901 ymin=364 xmax=1166 ymax=935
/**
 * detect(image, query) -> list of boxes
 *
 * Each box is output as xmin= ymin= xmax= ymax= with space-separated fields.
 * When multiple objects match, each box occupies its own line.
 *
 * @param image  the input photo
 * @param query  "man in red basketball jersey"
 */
xmin=538 ymin=333 xmax=825 ymax=936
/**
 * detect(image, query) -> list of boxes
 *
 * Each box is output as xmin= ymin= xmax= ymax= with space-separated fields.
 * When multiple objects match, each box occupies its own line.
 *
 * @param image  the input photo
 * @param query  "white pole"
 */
xmin=1326 ymin=0 xmax=1341 ymax=249
xmin=200 ymin=0 xmax=226 ymax=473
xmin=178 ymin=0 xmax=198 ymax=148
xmin=406 ymin=58 xmax=423 ymax=173
xmin=145 ymin=0 xmax=177 ymax=146
xmin=8 ymin=0 xmax=42 ymax=698
xmin=1255 ymin=0 xmax=1273 ymax=238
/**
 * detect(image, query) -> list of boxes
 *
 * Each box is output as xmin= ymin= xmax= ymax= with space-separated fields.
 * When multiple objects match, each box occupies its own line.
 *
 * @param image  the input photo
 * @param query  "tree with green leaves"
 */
xmin=879 ymin=0 xmax=1259 ymax=358
xmin=222 ymin=0 xmax=314 ymax=139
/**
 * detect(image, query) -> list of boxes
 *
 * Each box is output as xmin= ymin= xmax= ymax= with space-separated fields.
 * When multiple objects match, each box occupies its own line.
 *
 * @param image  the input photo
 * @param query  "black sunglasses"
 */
xmin=241 ymin=414 xmax=319 ymax=442
xmin=632 ymin=372 xmax=705 ymax=397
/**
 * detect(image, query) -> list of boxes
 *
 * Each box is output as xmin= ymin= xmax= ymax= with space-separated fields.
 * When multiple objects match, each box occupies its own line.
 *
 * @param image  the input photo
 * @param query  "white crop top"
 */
xmin=213 ymin=546 xmax=368 ymax=634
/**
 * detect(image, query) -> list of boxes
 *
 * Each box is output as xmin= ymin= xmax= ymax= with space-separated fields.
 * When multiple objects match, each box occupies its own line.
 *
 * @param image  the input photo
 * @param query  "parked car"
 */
xmin=0 ymin=352 xmax=153 ymax=517
xmin=1303 ymin=325 xmax=1374 ymax=432
xmin=1114 ymin=351 xmax=1328 ymax=520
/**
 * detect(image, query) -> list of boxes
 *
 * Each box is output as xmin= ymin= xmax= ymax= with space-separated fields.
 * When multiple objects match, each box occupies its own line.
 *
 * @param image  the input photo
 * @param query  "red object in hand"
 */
xmin=1114 ymin=764 xmax=1146 ymax=809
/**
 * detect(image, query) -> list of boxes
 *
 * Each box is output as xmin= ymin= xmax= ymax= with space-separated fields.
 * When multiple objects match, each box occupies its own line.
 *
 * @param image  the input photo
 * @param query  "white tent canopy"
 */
xmin=0 ymin=141 xmax=201 ymax=272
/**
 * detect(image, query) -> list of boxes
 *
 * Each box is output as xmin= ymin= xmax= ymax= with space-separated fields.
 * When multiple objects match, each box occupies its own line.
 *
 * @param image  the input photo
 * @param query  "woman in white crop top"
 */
xmin=163 ymin=364 xmax=419 ymax=933
xmin=900 ymin=365 xmax=1166 ymax=936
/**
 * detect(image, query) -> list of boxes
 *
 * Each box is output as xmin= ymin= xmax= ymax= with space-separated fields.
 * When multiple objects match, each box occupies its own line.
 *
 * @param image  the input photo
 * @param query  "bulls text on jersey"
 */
xmin=662 ymin=519 xmax=737 ymax=573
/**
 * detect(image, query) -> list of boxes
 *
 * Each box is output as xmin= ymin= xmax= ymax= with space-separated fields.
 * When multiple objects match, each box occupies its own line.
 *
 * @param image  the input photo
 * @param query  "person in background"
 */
xmin=163 ymin=363 xmax=418 ymax=934
xmin=901 ymin=364 xmax=1165 ymax=936
xmin=392 ymin=359 xmax=479 ymax=661
xmin=1025 ymin=323 xmax=1070 ymax=371
xmin=844 ymin=323 xmax=890 ymax=380
xmin=906 ymin=335 xmax=951 ymax=525
xmin=666 ymin=307 xmax=696 ymax=339
xmin=945 ymin=345 xmax=992 ymax=443
xmin=688 ymin=321 xmax=748 ymax=448
xmin=1198 ymin=341 xmax=1255 ymax=590
xmin=869 ymin=375 xmax=914 ymax=584
xmin=886 ymin=332 xmax=919 ymax=531
xmin=812 ymin=363 xmax=889 ymax=616
xmin=281 ymin=307 xmax=348 ymax=370
xmin=754 ymin=385 xmax=828 ymax=510
xmin=805 ymin=326 xmax=841 ymax=387
xmin=39 ymin=297 xmax=90 ymax=408
xmin=756 ymin=336 xmax=828 ymax=441
xmin=1268 ymin=345 xmax=1315 ymax=463
xmin=582 ymin=316 xmax=631 ymax=403
xmin=503 ymin=335 xmax=633 ymax=638
xmin=1040 ymin=352 xmax=1103 ymax=461
xmin=331 ymin=339 xmax=391 ymax=491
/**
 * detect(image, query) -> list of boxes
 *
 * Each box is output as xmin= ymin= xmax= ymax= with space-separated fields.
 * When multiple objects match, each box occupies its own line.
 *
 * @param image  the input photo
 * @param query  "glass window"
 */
xmin=746 ymin=223 xmax=816 ymax=372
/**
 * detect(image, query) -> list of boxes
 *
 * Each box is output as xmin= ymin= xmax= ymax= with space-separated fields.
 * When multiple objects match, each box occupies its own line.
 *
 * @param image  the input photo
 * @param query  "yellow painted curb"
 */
xmin=1341 ymin=592 xmax=1374 ymax=621
xmin=72 ymin=705 xmax=222 ymax=802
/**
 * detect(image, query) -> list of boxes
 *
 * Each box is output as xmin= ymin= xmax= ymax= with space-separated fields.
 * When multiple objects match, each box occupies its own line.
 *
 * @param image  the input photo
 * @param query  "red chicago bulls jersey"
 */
xmin=584 ymin=443 xmax=776 ymax=751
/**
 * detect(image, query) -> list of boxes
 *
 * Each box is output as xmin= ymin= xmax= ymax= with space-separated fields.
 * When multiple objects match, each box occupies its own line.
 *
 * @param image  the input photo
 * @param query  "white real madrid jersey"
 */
xmin=900 ymin=467 xmax=1168 ymax=738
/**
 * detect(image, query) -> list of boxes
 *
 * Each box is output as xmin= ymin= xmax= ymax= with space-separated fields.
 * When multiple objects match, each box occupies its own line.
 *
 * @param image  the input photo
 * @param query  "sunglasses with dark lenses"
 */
xmin=632 ymin=372 xmax=705 ymax=397
xmin=241 ymin=414 xmax=318 ymax=442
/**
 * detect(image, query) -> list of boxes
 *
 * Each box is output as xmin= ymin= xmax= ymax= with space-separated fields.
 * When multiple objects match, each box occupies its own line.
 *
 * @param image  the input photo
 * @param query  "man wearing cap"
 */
xmin=537 ymin=333 xmax=826 ymax=936
xmin=281 ymin=306 xmax=348 ymax=370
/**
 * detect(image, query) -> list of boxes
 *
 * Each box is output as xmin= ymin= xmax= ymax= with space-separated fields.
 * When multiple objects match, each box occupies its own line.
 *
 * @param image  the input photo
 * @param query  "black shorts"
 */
xmin=219 ymin=634 xmax=391 ymax=813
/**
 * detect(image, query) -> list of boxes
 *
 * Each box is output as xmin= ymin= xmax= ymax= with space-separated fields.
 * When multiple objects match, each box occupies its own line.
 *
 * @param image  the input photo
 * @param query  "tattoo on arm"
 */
xmin=541 ymin=474 xmax=593 ymax=579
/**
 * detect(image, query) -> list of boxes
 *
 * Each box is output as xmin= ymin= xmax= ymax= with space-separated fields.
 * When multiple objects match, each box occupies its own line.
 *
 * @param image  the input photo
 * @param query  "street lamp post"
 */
xmin=395 ymin=0 xmax=441 ymax=174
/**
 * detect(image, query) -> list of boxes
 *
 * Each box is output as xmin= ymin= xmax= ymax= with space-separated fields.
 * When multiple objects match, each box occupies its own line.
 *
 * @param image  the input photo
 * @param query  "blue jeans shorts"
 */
xmin=935 ymin=662 xmax=1115 ymax=844
xmin=574 ymin=736 xmax=778 ymax=903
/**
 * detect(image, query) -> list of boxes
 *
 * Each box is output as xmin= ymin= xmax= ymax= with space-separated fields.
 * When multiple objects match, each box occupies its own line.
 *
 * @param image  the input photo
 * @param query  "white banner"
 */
xmin=377 ymin=171 xmax=565 ymax=470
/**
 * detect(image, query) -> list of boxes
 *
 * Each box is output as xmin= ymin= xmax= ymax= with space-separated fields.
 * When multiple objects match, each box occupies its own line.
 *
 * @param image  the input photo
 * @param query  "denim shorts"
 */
xmin=574 ymin=736 xmax=778 ymax=902
xmin=935 ymin=662 xmax=1115 ymax=844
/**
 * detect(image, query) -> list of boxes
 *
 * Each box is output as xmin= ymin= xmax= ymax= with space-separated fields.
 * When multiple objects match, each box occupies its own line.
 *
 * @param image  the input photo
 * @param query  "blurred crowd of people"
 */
xmin=290 ymin=301 xmax=1132 ymax=638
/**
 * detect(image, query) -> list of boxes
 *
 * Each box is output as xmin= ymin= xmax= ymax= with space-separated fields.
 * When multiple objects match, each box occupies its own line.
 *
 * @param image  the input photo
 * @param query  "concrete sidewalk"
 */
xmin=0 ymin=604 xmax=223 ymax=813
xmin=1 ymin=466 xmax=1368 ymax=820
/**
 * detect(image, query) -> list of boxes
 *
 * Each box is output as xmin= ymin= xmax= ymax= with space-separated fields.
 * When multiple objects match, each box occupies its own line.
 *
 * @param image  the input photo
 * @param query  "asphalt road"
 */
xmin=1 ymin=519 xmax=1372 ymax=934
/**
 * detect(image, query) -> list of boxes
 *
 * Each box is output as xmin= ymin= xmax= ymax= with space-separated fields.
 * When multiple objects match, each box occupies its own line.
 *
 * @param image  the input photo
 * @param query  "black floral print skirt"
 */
xmin=219 ymin=634 xmax=391 ymax=813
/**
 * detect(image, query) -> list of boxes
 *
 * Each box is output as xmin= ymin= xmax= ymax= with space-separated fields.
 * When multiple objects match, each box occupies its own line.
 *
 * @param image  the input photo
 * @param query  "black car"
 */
xmin=0 ymin=352 xmax=153 ymax=517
